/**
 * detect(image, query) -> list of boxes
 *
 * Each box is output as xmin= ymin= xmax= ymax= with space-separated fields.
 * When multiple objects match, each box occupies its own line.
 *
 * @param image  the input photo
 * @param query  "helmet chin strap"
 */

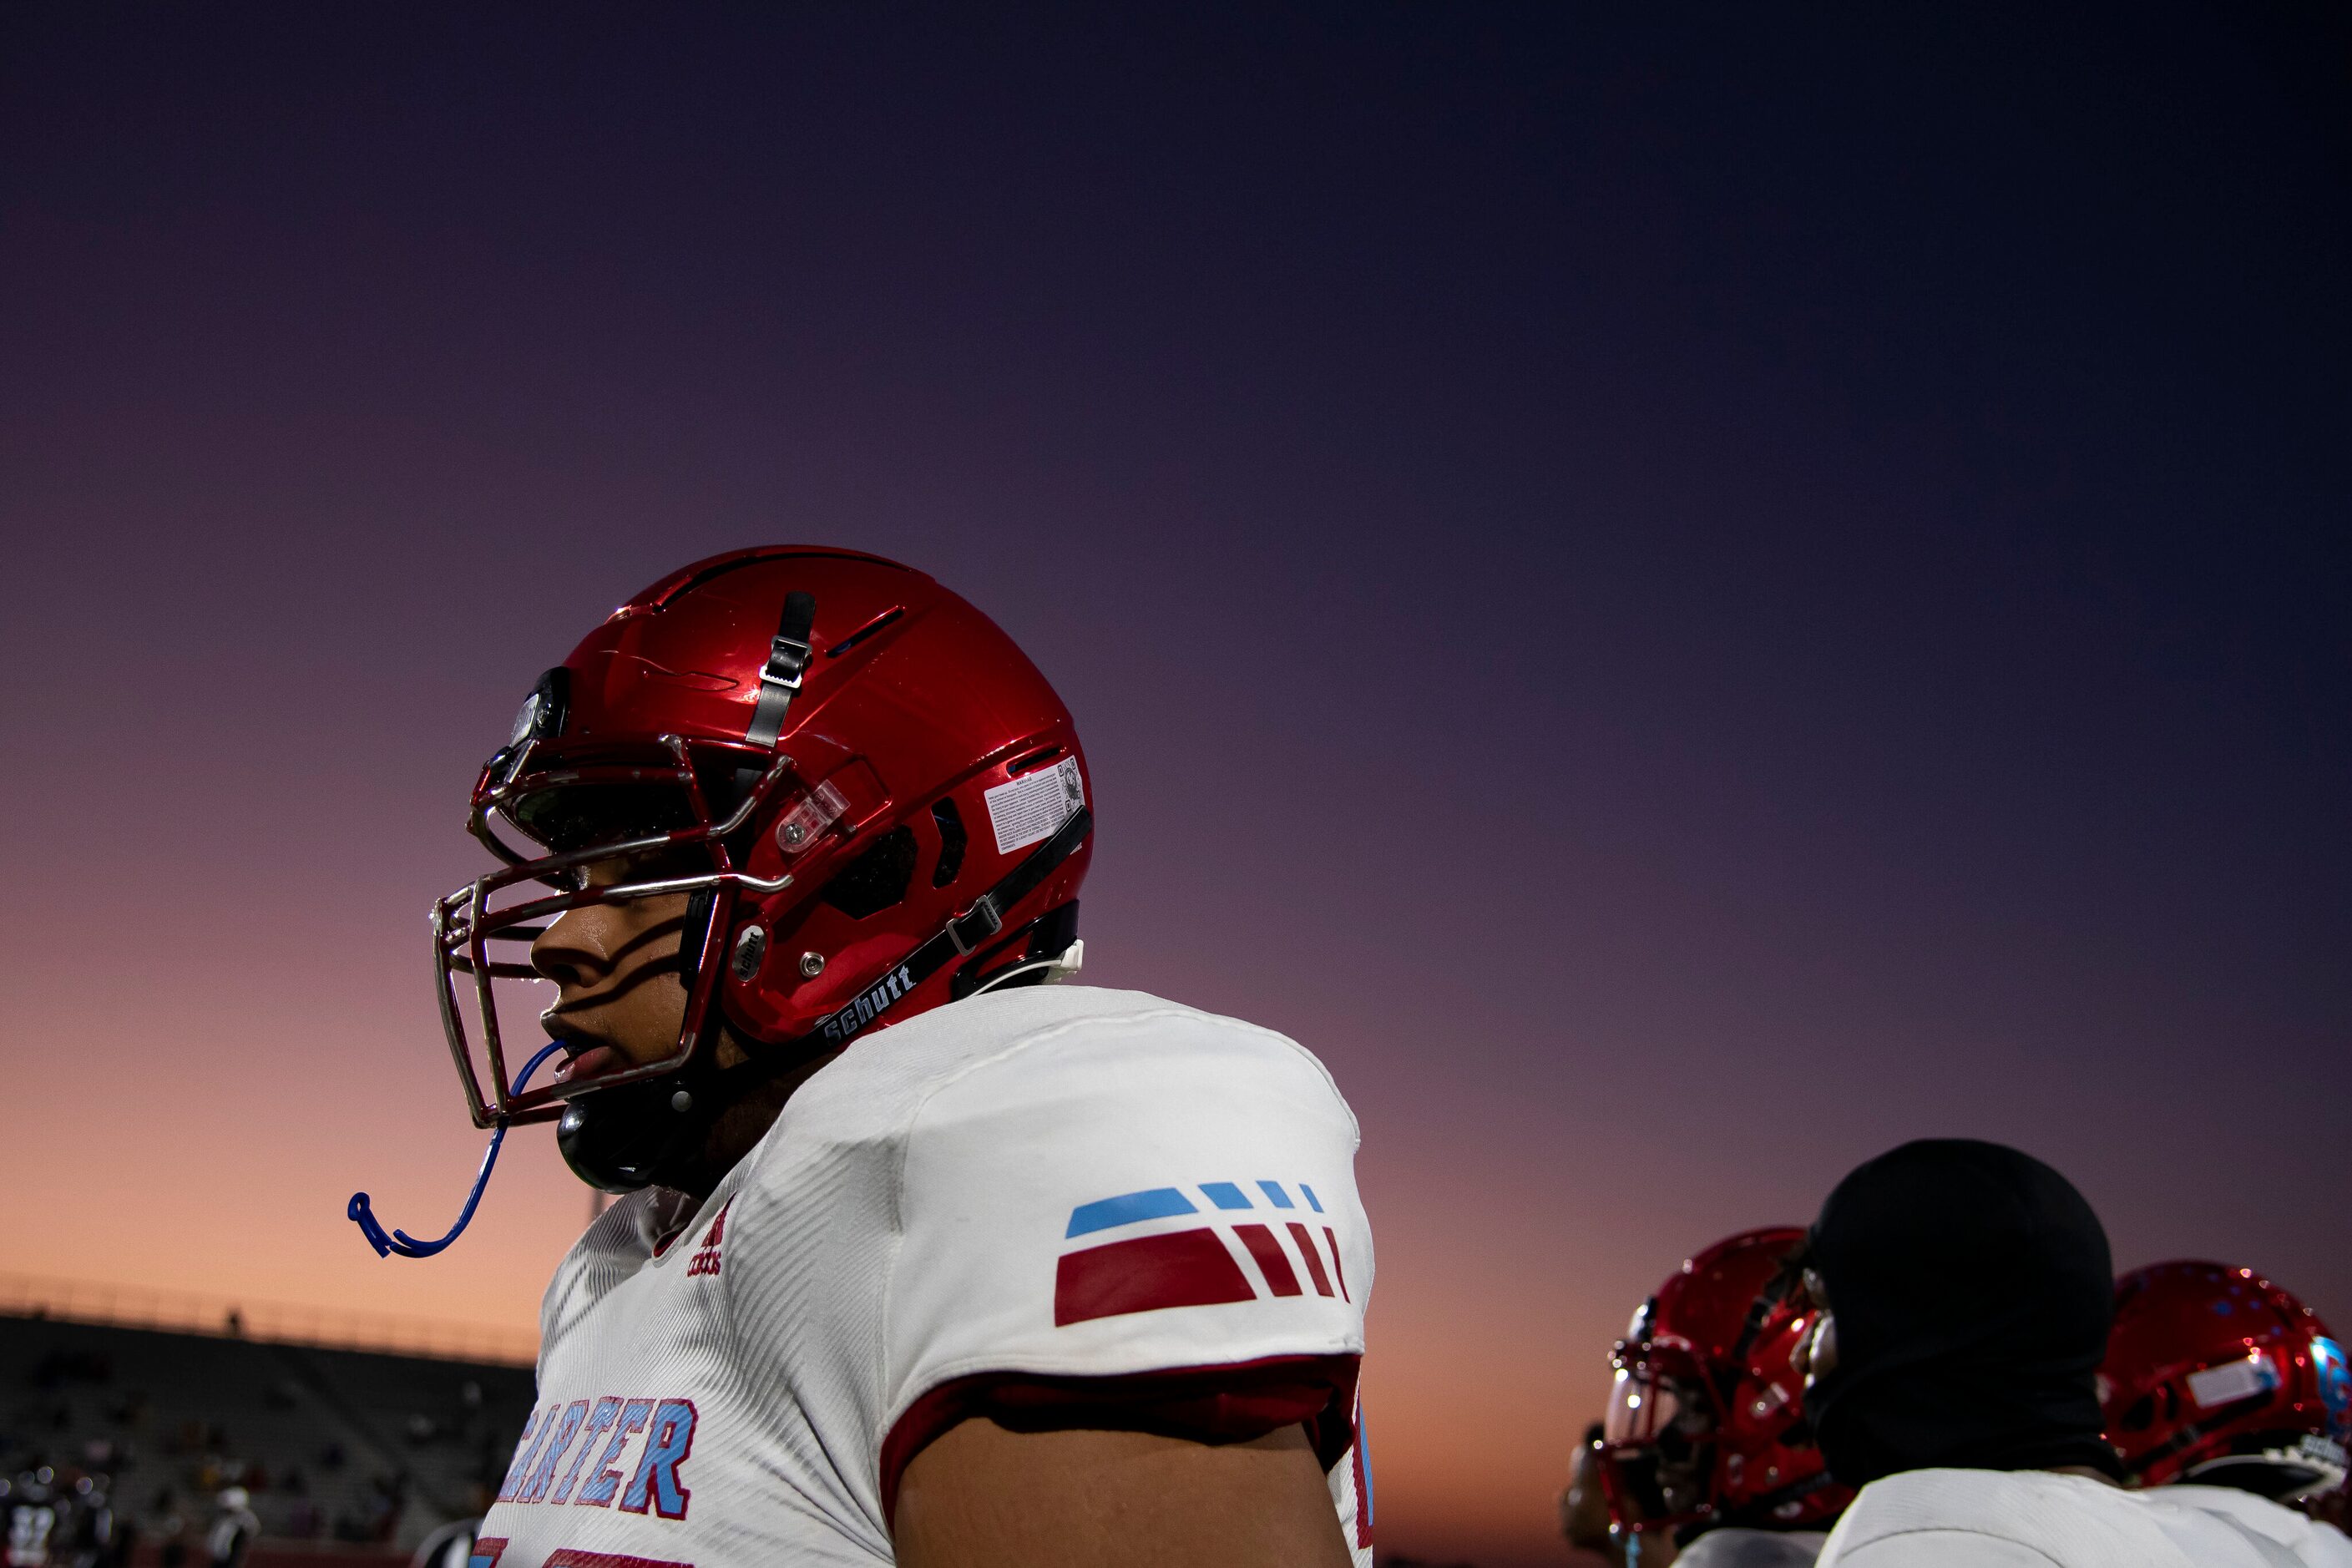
xmin=554 ymin=1047 xmax=729 ymax=1195
xmin=969 ymin=938 xmax=1084 ymax=994
xmin=554 ymin=1019 xmax=854 ymax=1194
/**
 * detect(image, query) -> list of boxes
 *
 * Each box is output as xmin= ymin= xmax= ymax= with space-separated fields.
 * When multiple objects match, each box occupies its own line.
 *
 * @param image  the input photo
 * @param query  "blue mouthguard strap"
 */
xmin=347 ymin=1039 xmax=567 ymax=1259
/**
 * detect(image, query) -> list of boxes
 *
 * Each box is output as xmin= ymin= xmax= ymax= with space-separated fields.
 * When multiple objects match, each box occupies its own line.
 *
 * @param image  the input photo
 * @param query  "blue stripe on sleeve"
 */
xmin=1257 ymin=1180 xmax=1296 ymax=1209
xmin=1199 ymin=1181 xmax=1254 ymax=1211
xmin=1302 ymin=1183 xmax=1324 ymax=1212
xmin=1065 ymin=1186 xmax=1199 ymax=1237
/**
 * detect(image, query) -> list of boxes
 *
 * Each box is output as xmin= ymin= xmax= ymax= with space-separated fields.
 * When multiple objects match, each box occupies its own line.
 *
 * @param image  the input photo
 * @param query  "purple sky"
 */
xmin=3 ymin=8 xmax=2346 ymax=1562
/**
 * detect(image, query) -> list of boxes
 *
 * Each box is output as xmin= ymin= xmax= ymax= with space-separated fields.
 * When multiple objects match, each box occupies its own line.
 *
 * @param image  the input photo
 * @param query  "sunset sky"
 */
xmin=3 ymin=8 xmax=2347 ymax=1565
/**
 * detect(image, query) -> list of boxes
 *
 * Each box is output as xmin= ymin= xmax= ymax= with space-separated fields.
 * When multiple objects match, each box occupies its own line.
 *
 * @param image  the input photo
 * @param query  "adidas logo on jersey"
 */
xmin=1055 ymin=1179 xmax=1350 ymax=1327
xmin=685 ymin=1201 xmax=730 ymax=1278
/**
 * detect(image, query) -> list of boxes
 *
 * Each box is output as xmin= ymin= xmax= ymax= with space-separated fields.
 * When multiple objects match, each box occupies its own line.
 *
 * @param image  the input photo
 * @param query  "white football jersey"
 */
xmin=1676 ymin=1526 xmax=1828 ymax=1566
xmin=1815 ymin=1468 xmax=2352 ymax=1568
xmin=474 ymin=986 xmax=1375 ymax=1568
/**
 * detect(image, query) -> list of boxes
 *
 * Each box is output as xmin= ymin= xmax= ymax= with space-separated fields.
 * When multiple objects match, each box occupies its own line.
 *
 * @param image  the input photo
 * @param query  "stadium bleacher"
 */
xmin=0 ymin=1310 xmax=534 ymax=1565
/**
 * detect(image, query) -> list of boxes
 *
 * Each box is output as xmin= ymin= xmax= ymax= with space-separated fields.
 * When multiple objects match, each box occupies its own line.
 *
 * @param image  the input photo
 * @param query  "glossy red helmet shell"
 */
xmin=434 ymin=547 xmax=1092 ymax=1128
xmin=1601 ymin=1227 xmax=1851 ymax=1540
xmin=2102 ymin=1261 xmax=2350 ymax=1500
xmin=1716 ymin=1302 xmax=1850 ymax=1527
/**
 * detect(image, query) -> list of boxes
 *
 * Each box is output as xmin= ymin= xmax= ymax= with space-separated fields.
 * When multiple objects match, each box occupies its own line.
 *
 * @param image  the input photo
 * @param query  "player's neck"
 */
xmin=659 ymin=1043 xmax=844 ymax=1199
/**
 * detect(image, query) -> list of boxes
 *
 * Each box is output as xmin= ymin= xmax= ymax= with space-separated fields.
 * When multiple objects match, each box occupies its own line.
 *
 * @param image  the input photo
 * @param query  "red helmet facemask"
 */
xmin=352 ymin=548 xmax=1094 ymax=1245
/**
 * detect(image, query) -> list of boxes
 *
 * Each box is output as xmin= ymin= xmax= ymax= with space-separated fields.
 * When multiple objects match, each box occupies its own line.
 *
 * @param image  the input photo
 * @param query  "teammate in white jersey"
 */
xmin=367 ymin=549 xmax=1374 ymax=1568
xmin=1815 ymin=1467 xmax=2352 ymax=1566
xmin=1798 ymin=1141 xmax=2346 ymax=1568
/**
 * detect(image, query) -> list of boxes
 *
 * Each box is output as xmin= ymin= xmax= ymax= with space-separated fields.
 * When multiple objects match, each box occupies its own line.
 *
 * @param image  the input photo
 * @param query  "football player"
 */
xmin=2100 ymin=1261 xmax=2351 ymax=1531
xmin=1588 ymin=1227 xmax=1851 ymax=1567
xmin=1802 ymin=1140 xmax=2351 ymax=1568
xmin=364 ymin=549 xmax=1373 ymax=1568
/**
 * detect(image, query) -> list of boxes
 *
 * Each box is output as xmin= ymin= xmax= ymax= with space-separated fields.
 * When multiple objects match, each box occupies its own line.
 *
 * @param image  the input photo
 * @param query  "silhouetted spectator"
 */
xmin=204 ymin=1488 xmax=256 ymax=1568
xmin=96 ymin=1511 xmax=133 ymax=1568
xmin=408 ymin=1518 xmax=480 ymax=1568
xmin=60 ymin=1475 xmax=111 ymax=1568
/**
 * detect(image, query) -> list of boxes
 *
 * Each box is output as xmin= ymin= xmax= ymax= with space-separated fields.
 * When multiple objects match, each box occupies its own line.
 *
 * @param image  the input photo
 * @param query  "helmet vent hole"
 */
xmin=825 ymin=605 xmax=905 ymax=659
xmin=931 ymin=799 xmax=969 ymax=888
xmin=1004 ymin=746 xmax=1065 ymax=777
xmin=820 ymin=827 xmax=918 ymax=919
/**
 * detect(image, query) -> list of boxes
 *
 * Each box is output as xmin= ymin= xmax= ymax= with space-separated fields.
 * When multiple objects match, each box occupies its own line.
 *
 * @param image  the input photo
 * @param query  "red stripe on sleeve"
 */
xmin=1233 ymin=1223 xmax=1303 ymax=1296
xmin=1054 ymin=1229 xmax=1257 ymax=1326
xmin=1323 ymin=1226 xmax=1350 ymax=1302
xmin=1287 ymin=1222 xmax=1334 ymax=1297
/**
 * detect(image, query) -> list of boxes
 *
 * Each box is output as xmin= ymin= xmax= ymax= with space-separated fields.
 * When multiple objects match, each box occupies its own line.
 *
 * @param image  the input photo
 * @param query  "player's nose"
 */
xmin=530 ymin=903 xmax=615 ymax=993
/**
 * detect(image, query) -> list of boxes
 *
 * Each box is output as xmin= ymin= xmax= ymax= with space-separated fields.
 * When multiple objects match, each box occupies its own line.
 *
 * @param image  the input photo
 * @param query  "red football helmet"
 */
xmin=2102 ymin=1261 xmax=2351 ymax=1500
xmin=1600 ymin=1227 xmax=1852 ymax=1545
xmin=433 ymin=547 xmax=1093 ymax=1187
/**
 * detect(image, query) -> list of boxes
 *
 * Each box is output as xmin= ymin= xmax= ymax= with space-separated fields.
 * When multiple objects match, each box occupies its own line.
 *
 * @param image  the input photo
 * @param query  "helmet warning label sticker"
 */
xmin=984 ymin=756 xmax=1085 ymax=855
xmin=2187 ymin=1353 xmax=2278 ymax=1409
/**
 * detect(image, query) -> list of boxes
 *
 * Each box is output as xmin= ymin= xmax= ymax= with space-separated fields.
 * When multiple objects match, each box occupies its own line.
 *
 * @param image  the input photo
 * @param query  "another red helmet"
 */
xmin=433 ymin=547 xmax=1093 ymax=1187
xmin=2102 ymin=1261 xmax=2350 ymax=1500
xmin=1600 ymin=1227 xmax=1852 ymax=1545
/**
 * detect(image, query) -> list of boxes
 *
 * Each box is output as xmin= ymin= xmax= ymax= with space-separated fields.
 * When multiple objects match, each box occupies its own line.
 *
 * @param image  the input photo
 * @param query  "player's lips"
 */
xmin=551 ymin=1039 xmax=624 ymax=1085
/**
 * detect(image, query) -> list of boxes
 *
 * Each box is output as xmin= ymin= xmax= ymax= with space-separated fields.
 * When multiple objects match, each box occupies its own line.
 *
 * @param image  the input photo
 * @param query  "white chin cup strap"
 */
xmin=970 ymin=938 xmax=1085 ymax=995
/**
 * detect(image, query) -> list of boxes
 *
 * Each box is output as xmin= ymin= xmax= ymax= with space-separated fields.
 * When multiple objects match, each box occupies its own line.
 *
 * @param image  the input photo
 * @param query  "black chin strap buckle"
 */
xmin=761 ymin=634 xmax=810 ymax=693
xmin=947 ymin=893 xmax=1004 ymax=954
xmin=745 ymin=591 xmax=817 ymax=749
